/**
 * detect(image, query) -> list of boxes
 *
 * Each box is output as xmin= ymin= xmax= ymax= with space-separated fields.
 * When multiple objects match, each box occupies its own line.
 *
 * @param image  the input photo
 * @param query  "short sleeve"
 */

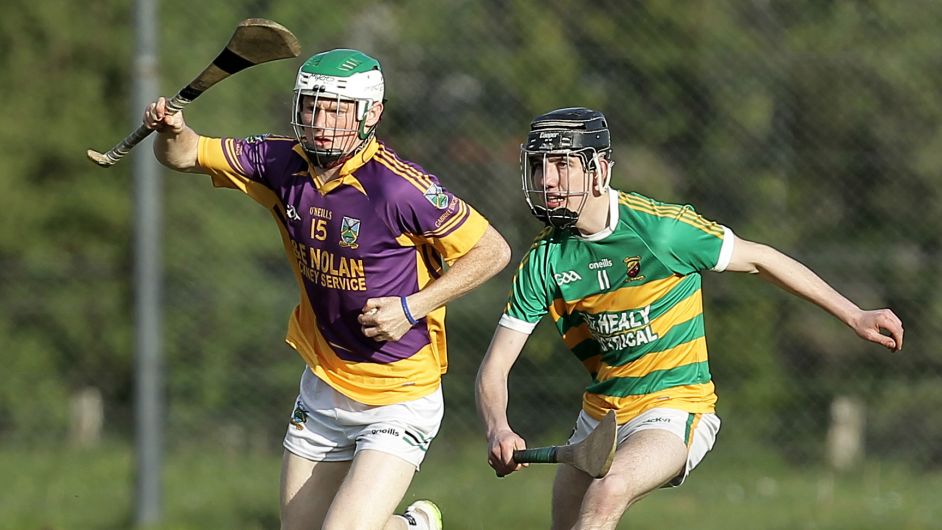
xmin=197 ymin=135 xmax=287 ymax=208
xmin=626 ymin=195 xmax=728 ymax=275
xmin=499 ymin=234 xmax=556 ymax=335
xmin=386 ymin=178 xmax=489 ymax=264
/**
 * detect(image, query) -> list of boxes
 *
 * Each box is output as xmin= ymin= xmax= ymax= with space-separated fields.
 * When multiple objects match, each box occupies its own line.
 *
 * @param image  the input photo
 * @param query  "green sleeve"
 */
xmin=503 ymin=233 xmax=557 ymax=326
xmin=628 ymin=195 xmax=726 ymax=275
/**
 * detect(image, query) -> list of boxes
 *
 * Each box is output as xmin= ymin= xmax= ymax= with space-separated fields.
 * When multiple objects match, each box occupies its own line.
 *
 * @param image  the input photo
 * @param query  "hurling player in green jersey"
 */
xmin=475 ymin=107 xmax=904 ymax=529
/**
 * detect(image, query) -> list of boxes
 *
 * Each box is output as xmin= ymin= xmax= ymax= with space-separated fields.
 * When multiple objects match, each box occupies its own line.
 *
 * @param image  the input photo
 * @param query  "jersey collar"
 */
xmin=293 ymin=137 xmax=379 ymax=195
xmin=576 ymin=188 xmax=618 ymax=241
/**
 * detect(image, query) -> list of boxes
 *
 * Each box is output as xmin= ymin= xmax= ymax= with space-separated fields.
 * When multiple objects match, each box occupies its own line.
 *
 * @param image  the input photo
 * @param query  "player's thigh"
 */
xmin=322 ymin=449 xmax=417 ymax=530
xmin=280 ymin=449 xmax=351 ymax=530
xmin=552 ymin=429 xmax=688 ymax=530
xmin=579 ymin=429 xmax=688 ymax=524
xmin=551 ymin=462 xmax=595 ymax=530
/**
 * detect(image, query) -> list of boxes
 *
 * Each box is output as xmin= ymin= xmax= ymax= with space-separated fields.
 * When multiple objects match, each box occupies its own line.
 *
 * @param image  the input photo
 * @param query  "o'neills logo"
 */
xmin=624 ymin=256 xmax=644 ymax=282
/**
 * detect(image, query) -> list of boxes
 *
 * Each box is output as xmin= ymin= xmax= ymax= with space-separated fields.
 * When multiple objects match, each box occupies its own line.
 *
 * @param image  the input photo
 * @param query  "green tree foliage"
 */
xmin=0 ymin=0 xmax=135 ymax=439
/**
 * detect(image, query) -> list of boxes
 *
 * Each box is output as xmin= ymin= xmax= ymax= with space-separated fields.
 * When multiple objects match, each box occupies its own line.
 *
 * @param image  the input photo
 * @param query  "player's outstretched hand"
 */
xmin=487 ymin=428 xmax=528 ymax=478
xmin=359 ymin=297 xmax=413 ymax=342
xmin=851 ymin=308 xmax=904 ymax=352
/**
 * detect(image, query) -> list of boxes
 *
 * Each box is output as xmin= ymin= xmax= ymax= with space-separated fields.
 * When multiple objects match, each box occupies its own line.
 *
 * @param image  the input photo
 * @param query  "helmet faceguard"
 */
xmin=521 ymin=107 xmax=612 ymax=229
xmin=291 ymin=49 xmax=385 ymax=168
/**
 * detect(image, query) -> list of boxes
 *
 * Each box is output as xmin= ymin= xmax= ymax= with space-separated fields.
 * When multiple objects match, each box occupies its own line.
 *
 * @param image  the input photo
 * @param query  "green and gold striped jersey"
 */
xmin=500 ymin=189 xmax=734 ymax=423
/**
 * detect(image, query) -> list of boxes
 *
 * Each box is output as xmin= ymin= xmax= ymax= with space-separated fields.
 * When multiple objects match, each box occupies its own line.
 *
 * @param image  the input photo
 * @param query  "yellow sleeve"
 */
xmin=197 ymin=136 xmax=278 ymax=208
xmin=427 ymin=203 xmax=489 ymax=265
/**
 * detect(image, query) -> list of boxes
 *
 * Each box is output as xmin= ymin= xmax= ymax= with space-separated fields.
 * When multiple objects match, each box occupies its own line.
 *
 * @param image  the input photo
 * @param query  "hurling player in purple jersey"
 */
xmin=144 ymin=49 xmax=510 ymax=530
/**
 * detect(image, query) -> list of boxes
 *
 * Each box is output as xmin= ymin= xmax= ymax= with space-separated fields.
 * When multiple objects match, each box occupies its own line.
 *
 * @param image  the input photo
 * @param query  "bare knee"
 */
xmin=573 ymin=476 xmax=648 ymax=529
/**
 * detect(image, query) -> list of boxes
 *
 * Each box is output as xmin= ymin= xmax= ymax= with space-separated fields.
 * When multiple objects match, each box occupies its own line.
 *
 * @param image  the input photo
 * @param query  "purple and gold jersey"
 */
xmin=197 ymin=135 xmax=489 ymax=405
xmin=500 ymin=189 xmax=735 ymax=423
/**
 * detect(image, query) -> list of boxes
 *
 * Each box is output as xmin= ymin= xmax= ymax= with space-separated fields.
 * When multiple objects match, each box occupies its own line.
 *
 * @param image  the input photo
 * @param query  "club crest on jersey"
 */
xmin=339 ymin=216 xmax=361 ymax=249
xmin=624 ymin=256 xmax=645 ymax=282
xmin=424 ymin=184 xmax=450 ymax=209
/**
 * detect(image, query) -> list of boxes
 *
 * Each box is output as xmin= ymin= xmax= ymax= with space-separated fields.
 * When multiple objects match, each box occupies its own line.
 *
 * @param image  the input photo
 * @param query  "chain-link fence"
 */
xmin=3 ymin=0 xmax=941 ymax=526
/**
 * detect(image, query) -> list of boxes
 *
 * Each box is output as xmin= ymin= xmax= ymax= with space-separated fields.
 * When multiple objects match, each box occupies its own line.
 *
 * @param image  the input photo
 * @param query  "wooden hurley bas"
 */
xmin=513 ymin=410 xmax=617 ymax=479
xmin=87 ymin=18 xmax=301 ymax=168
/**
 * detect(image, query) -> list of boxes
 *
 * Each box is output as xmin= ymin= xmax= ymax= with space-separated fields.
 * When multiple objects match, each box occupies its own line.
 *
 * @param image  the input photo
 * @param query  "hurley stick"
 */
xmin=513 ymin=409 xmax=617 ymax=478
xmin=87 ymin=18 xmax=301 ymax=167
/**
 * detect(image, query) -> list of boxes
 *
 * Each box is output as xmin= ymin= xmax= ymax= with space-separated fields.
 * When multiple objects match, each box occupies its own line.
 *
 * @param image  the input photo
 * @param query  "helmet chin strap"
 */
xmin=531 ymin=205 xmax=580 ymax=229
xmin=300 ymin=136 xmax=346 ymax=168
xmin=305 ymin=121 xmax=377 ymax=169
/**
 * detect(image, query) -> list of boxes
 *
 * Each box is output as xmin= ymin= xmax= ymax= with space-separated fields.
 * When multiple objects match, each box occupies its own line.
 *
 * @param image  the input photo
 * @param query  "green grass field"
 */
xmin=2 ymin=440 xmax=939 ymax=530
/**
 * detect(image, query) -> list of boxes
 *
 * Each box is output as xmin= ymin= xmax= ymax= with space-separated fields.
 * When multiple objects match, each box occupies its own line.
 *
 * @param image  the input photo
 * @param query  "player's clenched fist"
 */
xmin=143 ymin=96 xmax=186 ymax=134
xmin=486 ymin=428 xmax=528 ymax=477
xmin=358 ymin=297 xmax=416 ymax=342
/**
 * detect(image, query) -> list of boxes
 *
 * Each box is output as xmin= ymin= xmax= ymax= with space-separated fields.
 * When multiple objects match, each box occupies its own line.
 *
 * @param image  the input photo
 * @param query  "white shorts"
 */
xmin=568 ymin=408 xmax=720 ymax=486
xmin=283 ymin=368 xmax=444 ymax=470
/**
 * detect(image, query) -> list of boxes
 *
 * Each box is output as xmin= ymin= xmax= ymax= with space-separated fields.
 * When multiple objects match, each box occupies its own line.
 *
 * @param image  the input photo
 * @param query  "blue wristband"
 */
xmin=401 ymin=296 xmax=418 ymax=325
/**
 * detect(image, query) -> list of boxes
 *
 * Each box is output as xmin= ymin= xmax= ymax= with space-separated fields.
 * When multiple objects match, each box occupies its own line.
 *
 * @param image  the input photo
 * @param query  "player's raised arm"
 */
xmin=143 ymin=96 xmax=203 ymax=173
xmin=724 ymin=234 xmax=904 ymax=352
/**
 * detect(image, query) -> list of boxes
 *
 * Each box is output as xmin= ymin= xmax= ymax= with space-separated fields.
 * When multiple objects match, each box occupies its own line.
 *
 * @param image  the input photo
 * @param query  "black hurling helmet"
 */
xmin=521 ymin=107 xmax=612 ymax=229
